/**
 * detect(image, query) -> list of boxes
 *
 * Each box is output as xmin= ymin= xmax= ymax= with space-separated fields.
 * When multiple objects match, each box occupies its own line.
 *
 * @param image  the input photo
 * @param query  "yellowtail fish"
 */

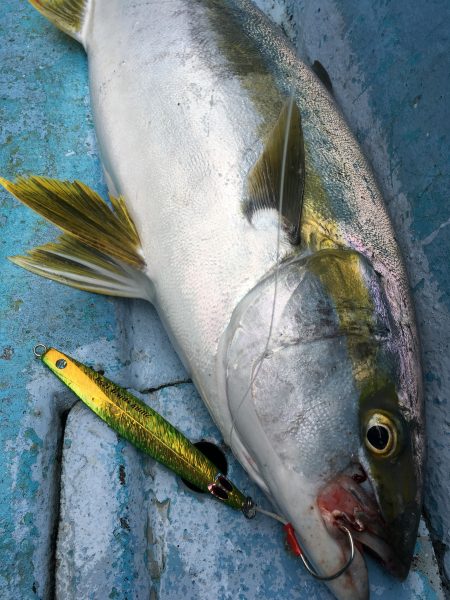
xmin=1 ymin=1 xmax=424 ymax=599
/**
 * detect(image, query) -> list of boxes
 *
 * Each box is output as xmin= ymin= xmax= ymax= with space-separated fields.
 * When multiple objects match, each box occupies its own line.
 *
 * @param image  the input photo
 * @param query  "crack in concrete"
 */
xmin=48 ymin=409 xmax=70 ymax=600
xmin=137 ymin=379 xmax=192 ymax=394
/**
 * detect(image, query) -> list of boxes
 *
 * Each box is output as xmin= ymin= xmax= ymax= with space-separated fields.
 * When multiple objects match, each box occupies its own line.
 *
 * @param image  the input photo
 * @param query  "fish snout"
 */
xmin=317 ymin=470 xmax=418 ymax=579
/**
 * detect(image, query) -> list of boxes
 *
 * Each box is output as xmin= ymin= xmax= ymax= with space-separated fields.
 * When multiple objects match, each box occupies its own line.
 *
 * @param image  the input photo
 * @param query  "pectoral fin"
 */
xmin=28 ymin=0 xmax=91 ymax=43
xmin=1 ymin=176 xmax=152 ymax=301
xmin=244 ymin=99 xmax=305 ymax=244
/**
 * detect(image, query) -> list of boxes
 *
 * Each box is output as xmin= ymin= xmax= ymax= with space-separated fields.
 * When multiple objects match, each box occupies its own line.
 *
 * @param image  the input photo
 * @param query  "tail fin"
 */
xmin=29 ymin=0 xmax=91 ymax=43
xmin=9 ymin=235 xmax=152 ymax=299
xmin=1 ymin=176 xmax=153 ymax=301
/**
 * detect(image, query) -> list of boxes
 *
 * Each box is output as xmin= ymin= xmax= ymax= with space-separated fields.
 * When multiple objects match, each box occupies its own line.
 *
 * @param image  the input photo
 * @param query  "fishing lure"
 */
xmin=34 ymin=344 xmax=249 ymax=511
xmin=34 ymin=344 xmax=354 ymax=581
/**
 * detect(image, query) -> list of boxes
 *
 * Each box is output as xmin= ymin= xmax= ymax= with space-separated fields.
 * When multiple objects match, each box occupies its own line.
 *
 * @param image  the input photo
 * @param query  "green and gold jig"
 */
xmin=33 ymin=344 xmax=252 ymax=514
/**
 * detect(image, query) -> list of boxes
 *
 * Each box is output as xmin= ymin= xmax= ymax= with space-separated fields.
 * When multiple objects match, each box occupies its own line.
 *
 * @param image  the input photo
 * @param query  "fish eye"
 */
xmin=365 ymin=413 xmax=397 ymax=456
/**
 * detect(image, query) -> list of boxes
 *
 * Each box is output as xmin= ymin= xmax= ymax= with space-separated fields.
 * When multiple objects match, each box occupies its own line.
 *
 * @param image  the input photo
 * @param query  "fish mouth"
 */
xmin=317 ymin=467 xmax=416 ymax=579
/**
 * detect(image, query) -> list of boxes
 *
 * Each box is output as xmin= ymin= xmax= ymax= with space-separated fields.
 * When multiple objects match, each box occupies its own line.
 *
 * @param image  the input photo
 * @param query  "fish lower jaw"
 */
xmin=268 ymin=493 xmax=368 ymax=600
xmin=316 ymin=470 xmax=408 ymax=579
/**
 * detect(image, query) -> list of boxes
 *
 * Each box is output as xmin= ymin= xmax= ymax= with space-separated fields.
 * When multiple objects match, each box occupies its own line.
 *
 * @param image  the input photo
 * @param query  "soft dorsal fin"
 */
xmin=28 ymin=0 xmax=90 ymax=43
xmin=0 ymin=176 xmax=145 ymax=268
xmin=244 ymin=99 xmax=305 ymax=244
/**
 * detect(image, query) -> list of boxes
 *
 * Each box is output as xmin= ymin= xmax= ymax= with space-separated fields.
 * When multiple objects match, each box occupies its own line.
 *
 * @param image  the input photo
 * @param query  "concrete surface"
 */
xmin=0 ymin=1 xmax=448 ymax=599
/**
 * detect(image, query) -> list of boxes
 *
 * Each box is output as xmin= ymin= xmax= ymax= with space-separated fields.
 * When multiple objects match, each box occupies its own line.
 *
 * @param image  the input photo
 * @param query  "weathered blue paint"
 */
xmin=0 ymin=1 xmax=446 ymax=599
xmin=0 ymin=3 xmax=116 ymax=598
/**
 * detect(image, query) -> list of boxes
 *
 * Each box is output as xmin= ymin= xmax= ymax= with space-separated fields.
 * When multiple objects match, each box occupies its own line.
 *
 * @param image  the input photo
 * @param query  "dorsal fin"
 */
xmin=28 ymin=0 xmax=90 ymax=43
xmin=244 ymin=99 xmax=305 ymax=244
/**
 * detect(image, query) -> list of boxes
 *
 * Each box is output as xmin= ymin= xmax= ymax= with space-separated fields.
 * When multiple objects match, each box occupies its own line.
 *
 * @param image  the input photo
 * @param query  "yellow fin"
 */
xmin=9 ymin=234 xmax=153 ymax=300
xmin=0 ymin=176 xmax=144 ymax=269
xmin=244 ymin=99 xmax=305 ymax=244
xmin=28 ymin=0 xmax=90 ymax=42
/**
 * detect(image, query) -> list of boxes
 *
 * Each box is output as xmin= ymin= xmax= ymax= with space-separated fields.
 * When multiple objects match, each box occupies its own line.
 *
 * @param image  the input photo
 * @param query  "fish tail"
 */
xmin=1 ymin=175 xmax=153 ymax=301
xmin=28 ymin=0 xmax=92 ymax=44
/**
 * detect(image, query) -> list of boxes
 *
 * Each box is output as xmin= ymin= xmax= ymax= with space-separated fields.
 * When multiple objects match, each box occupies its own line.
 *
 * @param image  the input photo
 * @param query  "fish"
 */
xmin=1 ymin=1 xmax=424 ymax=599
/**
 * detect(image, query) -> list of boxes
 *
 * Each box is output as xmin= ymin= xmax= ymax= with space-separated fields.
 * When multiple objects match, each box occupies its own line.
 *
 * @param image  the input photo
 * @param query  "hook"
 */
xmin=284 ymin=523 xmax=355 ymax=581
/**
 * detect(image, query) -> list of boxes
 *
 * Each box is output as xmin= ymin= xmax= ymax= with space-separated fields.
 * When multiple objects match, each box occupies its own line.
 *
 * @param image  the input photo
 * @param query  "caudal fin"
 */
xmin=1 ymin=176 xmax=153 ymax=301
xmin=28 ymin=0 xmax=91 ymax=43
xmin=9 ymin=234 xmax=153 ymax=299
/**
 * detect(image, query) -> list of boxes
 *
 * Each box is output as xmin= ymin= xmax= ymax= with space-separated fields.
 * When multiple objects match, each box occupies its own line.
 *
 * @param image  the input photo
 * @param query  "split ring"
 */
xmin=33 ymin=344 xmax=48 ymax=358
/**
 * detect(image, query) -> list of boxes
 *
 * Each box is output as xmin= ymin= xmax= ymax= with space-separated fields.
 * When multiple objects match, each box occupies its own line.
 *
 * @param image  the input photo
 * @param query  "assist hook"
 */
xmin=284 ymin=522 xmax=355 ymax=581
xmin=246 ymin=498 xmax=355 ymax=581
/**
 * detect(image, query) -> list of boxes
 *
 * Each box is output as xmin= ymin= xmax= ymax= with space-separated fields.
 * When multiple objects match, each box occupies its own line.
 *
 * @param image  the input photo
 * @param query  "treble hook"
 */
xmin=284 ymin=523 xmax=355 ymax=581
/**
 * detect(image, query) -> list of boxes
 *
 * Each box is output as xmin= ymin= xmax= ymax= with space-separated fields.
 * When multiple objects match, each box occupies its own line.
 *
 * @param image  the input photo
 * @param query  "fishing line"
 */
xmin=229 ymin=92 xmax=296 ymax=442
xmin=254 ymin=505 xmax=287 ymax=524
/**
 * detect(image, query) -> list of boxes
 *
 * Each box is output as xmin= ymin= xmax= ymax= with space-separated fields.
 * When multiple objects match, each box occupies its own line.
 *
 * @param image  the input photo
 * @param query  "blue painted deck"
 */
xmin=0 ymin=1 xmax=447 ymax=598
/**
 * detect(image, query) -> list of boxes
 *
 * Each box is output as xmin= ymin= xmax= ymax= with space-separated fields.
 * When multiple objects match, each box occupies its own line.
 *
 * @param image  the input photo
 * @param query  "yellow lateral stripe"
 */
xmin=0 ymin=176 xmax=144 ymax=269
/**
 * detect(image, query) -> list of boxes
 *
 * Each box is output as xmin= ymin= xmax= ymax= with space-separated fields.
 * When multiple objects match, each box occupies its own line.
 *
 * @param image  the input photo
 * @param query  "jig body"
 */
xmin=34 ymin=344 xmax=250 ymax=512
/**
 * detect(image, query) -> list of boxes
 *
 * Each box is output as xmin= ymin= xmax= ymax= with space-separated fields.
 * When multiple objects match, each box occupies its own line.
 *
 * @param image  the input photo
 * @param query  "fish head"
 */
xmin=223 ymin=248 xmax=423 ymax=599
